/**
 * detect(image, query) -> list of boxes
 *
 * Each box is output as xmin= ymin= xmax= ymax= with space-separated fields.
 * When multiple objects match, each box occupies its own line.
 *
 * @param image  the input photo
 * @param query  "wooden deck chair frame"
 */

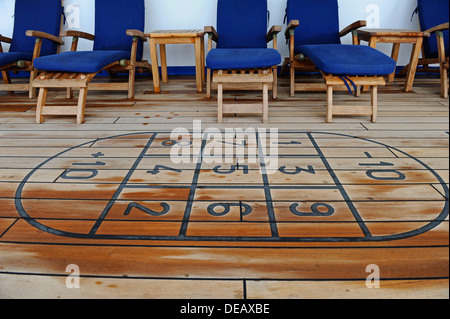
xmin=0 ymin=0 xmax=64 ymax=99
xmin=205 ymin=25 xmax=282 ymax=124
xmin=399 ymin=22 xmax=449 ymax=99
xmin=61 ymin=29 xmax=151 ymax=100
xmin=33 ymin=29 xmax=151 ymax=124
xmin=283 ymin=20 xmax=367 ymax=97
xmin=398 ymin=0 xmax=449 ymax=99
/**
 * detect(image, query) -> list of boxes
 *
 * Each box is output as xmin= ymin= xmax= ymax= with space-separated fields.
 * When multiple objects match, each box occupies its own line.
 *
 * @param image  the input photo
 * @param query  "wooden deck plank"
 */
xmin=0 ymin=75 xmax=448 ymax=300
xmin=0 ymin=274 xmax=244 ymax=299
xmin=246 ymin=279 xmax=449 ymax=299
xmin=0 ymin=243 xmax=447 ymax=280
xmin=1 ymin=214 xmax=447 ymax=248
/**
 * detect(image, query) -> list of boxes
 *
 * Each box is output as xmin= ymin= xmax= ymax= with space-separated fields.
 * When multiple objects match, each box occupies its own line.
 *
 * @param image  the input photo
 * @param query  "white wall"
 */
xmin=0 ymin=0 xmax=421 ymax=68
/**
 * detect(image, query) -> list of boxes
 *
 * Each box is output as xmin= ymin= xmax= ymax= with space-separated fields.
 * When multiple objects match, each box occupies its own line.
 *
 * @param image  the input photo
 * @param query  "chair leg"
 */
xmin=441 ymin=64 xmax=449 ymax=99
xmin=29 ymin=69 xmax=38 ymax=99
xmin=2 ymin=71 xmax=11 ymax=85
xmin=77 ymin=87 xmax=88 ymax=125
xmin=36 ymin=88 xmax=48 ymax=124
xmin=217 ymin=82 xmax=223 ymax=123
xmin=206 ymin=68 xmax=212 ymax=98
xmin=263 ymin=83 xmax=269 ymax=124
xmin=436 ymin=32 xmax=449 ymax=99
xmin=280 ymin=58 xmax=290 ymax=75
xmin=128 ymin=67 xmax=136 ymax=99
xmin=67 ymin=88 xmax=73 ymax=99
xmin=326 ymin=85 xmax=333 ymax=123
xmin=290 ymin=66 xmax=295 ymax=97
xmin=397 ymin=64 xmax=409 ymax=77
xmin=371 ymin=86 xmax=378 ymax=123
xmin=272 ymin=66 xmax=278 ymax=99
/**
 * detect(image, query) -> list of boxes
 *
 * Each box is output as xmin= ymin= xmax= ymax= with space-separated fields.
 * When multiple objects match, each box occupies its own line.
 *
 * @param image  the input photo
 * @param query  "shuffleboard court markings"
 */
xmin=9 ymin=131 xmax=449 ymax=246
xmin=88 ymin=133 xmax=158 ymax=236
xmin=307 ymin=132 xmax=371 ymax=238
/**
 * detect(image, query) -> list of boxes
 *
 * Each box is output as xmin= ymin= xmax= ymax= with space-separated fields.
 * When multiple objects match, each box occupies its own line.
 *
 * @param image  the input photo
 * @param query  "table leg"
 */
xmin=149 ymin=38 xmax=161 ymax=93
xmin=352 ymin=32 xmax=360 ymax=45
xmin=388 ymin=43 xmax=401 ymax=82
xmin=404 ymin=37 xmax=423 ymax=92
xmin=368 ymin=36 xmax=378 ymax=49
xmin=160 ymin=44 xmax=168 ymax=83
xmin=363 ymin=37 xmax=379 ymax=91
xmin=194 ymin=37 xmax=203 ymax=93
xmin=201 ymin=36 xmax=205 ymax=82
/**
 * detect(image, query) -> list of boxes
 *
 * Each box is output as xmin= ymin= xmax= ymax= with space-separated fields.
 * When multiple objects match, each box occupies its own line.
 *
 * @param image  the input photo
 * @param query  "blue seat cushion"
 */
xmin=33 ymin=50 xmax=131 ymax=73
xmin=206 ymin=49 xmax=281 ymax=70
xmin=298 ymin=44 xmax=396 ymax=76
xmin=0 ymin=52 xmax=33 ymax=67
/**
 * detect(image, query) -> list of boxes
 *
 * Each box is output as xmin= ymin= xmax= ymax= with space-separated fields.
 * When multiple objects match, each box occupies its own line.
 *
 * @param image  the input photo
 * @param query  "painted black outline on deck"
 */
xmin=14 ymin=132 xmax=449 ymax=243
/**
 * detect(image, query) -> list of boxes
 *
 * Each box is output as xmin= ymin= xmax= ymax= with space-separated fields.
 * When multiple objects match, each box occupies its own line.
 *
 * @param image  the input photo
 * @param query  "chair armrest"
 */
xmin=126 ymin=29 xmax=147 ymax=42
xmin=266 ymin=25 xmax=282 ymax=42
xmin=0 ymin=34 xmax=12 ymax=44
xmin=424 ymin=22 xmax=449 ymax=34
xmin=61 ymin=30 xmax=95 ymax=41
xmin=26 ymin=30 xmax=64 ymax=45
xmin=339 ymin=20 xmax=367 ymax=37
xmin=61 ymin=30 xmax=94 ymax=52
xmin=284 ymin=20 xmax=299 ymax=39
xmin=204 ymin=26 xmax=219 ymax=42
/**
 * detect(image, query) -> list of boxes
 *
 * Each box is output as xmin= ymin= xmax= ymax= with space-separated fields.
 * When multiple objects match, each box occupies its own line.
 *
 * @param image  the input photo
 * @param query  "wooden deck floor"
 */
xmin=0 ymin=74 xmax=448 ymax=300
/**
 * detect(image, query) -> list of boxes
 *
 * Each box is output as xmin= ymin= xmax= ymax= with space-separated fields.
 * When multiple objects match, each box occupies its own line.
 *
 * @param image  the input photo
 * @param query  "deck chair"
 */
xmin=32 ymin=0 xmax=151 ymax=124
xmin=205 ymin=0 xmax=282 ymax=123
xmin=0 ymin=0 xmax=64 ymax=99
xmin=283 ymin=0 xmax=396 ymax=122
xmin=400 ymin=0 xmax=449 ymax=98
xmin=283 ymin=0 xmax=366 ymax=97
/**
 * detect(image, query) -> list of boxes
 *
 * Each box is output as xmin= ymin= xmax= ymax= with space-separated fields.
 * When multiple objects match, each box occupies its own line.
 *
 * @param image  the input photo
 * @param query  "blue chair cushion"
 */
xmin=33 ymin=51 xmax=131 ymax=73
xmin=10 ymin=0 xmax=62 ymax=57
xmin=94 ymin=0 xmax=145 ymax=62
xmin=298 ymin=44 xmax=396 ymax=76
xmin=206 ymin=49 xmax=281 ymax=70
xmin=286 ymin=0 xmax=341 ymax=48
xmin=417 ymin=0 xmax=449 ymax=58
xmin=217 ymin=0 xmax=268 ymax=49
xmin=0 ymin=52 xmax=33 ymax=67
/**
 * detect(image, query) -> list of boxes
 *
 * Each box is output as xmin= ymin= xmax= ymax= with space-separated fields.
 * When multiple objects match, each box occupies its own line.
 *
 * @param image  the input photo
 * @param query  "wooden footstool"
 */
xmin=298 ymin=44 xmax=397 ymax=122
xmin=212 ymin=68 xmax=273 ymax=123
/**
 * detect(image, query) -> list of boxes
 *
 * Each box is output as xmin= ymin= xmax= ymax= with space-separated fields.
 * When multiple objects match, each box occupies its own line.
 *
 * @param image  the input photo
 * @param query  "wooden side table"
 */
xmin=355 ymin=28 xmax=430 ymax=92
xmin=145 ymin=29 xmax=205 ymax=93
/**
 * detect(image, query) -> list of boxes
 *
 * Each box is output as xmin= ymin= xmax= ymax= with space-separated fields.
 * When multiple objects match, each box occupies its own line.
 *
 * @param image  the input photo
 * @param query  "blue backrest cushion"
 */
xmin=9 ymin=0 xmax=62 ymax=56
xmin=93 ymin=0 xmax=145 ymax=61
xmin=217 ymin=0 xmax=268 ymax=49
xmin=286 ymin=0 xmax=341 ymax=46
xmin=417 ymin=0 xmax=449 ymax=58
